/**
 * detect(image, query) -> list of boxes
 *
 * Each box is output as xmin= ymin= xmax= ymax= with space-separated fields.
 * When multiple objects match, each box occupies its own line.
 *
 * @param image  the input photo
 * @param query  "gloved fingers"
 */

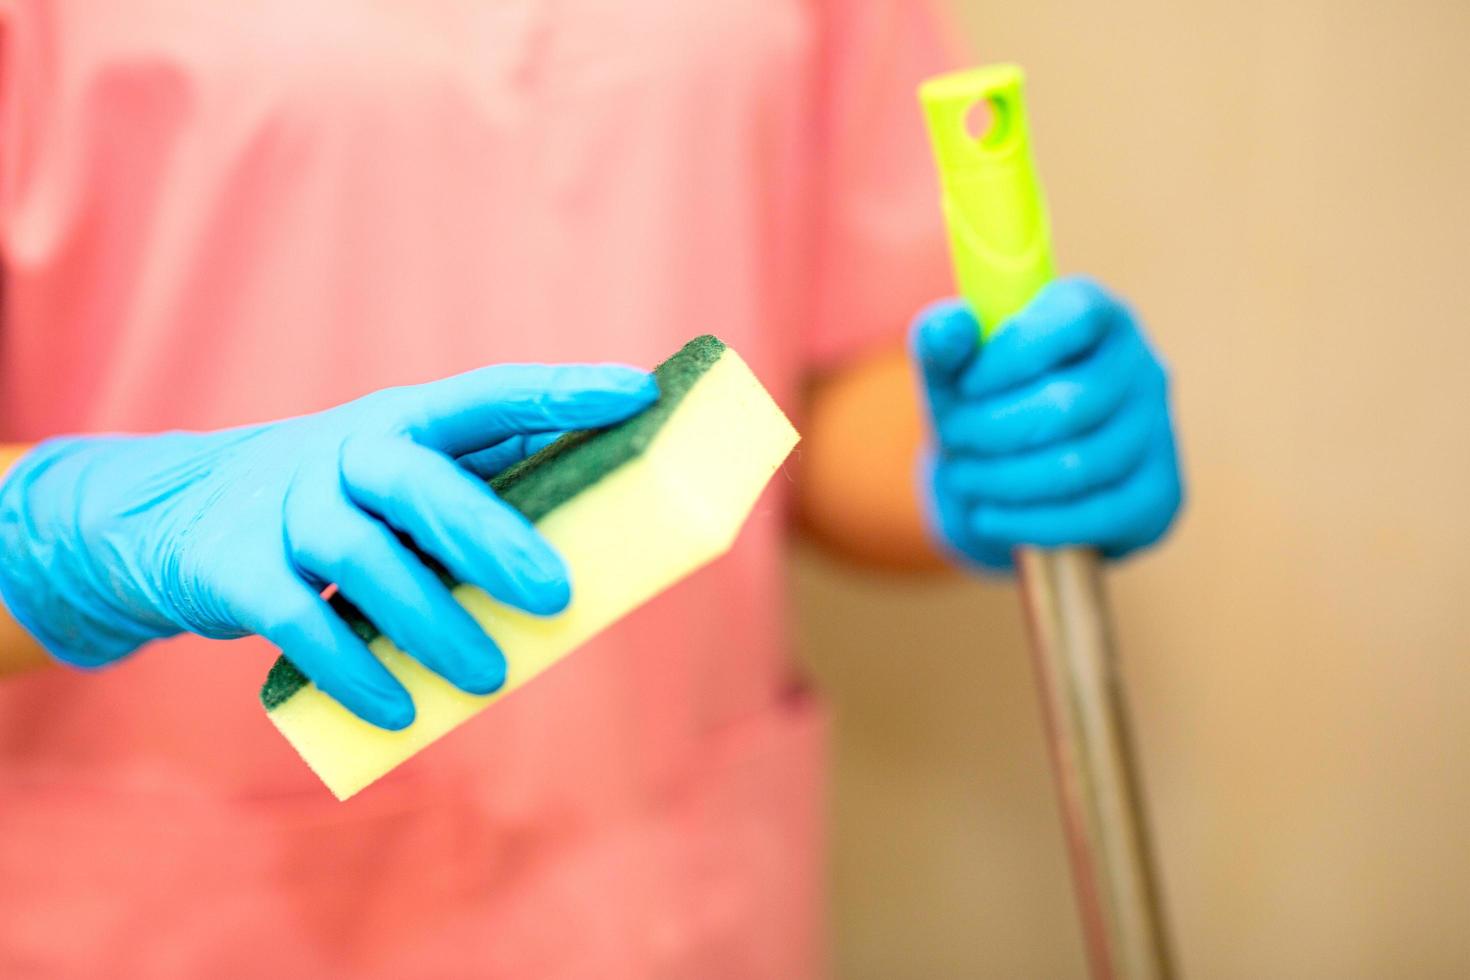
xmin=936 ymin=324 xmax=1152 ymax=456
xmin=287 ymin=504 xmax=508 ymax=696
xmin=955 ymin=277 xmax=1121 ymax=399
xmin=968 ymin=435 xmax=1183 ymax=555
xmin=919 ymin=451 xmax=1014 ymax=572
xmin=936 ymin=392 xmax=1160 ymax=506
xmin=339 ymin=436 xmax=570 ymax=615
xmin=1100 ymin=431 xmax=1183 ymax=560
xmin=251 ymin=576 xmax=416 ymax=730
xmin=401 ymin=363 xmax=658 ymax=455
xmin=910 ymin=299 xmax=981 ymax=422
xmin=457 ymin=431 xmax=564 ymax=482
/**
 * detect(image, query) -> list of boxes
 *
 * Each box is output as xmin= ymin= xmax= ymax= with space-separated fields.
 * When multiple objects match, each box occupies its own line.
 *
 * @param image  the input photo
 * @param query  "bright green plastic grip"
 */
xmin=919 ymin=64 xmax=1055 ymax=339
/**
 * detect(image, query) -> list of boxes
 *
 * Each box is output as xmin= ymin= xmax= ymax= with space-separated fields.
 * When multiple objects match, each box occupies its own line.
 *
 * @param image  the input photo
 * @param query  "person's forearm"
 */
xmin=0 ymin=444 xmax=53 ymax=676
xmin=794 ymin=346 xmax=952 ymax=571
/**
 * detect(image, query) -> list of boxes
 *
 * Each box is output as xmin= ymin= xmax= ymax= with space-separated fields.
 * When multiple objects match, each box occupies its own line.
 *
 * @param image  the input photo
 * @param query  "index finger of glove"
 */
xmin=957 ymin=277 xmax=1120 ymax=399
xmin=402 ymin=364 xmax=658 ymax=455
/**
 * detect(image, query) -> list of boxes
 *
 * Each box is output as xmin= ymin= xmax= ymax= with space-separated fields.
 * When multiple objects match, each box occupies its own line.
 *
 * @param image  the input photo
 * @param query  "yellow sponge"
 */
xmin=261 ymin=337 xmax=798 ymax=799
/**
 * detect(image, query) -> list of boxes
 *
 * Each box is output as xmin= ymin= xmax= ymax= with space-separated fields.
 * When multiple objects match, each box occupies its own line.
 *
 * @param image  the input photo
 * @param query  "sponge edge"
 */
xmin=264 ymin=340 xmax=798 ymax=800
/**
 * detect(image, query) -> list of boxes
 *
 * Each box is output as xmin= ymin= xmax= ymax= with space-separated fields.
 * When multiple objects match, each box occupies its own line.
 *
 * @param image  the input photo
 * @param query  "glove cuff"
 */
xmin=0 ymin=438 xmax=178 ymax=667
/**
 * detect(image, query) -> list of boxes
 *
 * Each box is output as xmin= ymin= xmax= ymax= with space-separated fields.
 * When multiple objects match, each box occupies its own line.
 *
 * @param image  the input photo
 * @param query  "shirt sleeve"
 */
xmin=804 ymin=0 xmax=966 ymax=369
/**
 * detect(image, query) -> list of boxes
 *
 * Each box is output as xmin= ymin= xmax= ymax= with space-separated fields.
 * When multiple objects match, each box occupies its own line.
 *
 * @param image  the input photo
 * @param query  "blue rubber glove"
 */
xmin=0 ymin=364 xmax=659 ymax=729
xmin=912 ymin=277 xmax=1183 ymax=570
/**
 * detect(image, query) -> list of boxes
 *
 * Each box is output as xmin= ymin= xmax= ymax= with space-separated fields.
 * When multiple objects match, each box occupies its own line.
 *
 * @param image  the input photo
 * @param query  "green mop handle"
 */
xmin=919 ymin=64 xmax=1177 ymax=980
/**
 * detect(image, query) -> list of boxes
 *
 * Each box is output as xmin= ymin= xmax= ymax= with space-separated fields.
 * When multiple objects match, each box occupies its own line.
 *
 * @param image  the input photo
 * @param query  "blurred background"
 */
xmin=796 ymin=0 xmax=1470 ymax=976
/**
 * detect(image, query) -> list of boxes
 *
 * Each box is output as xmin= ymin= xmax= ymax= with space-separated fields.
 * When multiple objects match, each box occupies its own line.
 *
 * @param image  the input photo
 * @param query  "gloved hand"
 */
xmin=912 ymin=277 xmax=1183 ymax=570
xmin=0 ymin=364 xmax=659 ymax=729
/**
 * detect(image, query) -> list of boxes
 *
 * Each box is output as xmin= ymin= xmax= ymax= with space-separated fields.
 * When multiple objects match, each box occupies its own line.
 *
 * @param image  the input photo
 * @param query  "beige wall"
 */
xmin=794 ymin=1 xmax=1470 ymax=976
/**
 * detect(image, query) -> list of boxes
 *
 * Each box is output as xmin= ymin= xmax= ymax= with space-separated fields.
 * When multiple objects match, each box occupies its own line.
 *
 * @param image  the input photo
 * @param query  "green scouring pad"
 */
xmin=262 ymin=336 xmax=798 ymax=799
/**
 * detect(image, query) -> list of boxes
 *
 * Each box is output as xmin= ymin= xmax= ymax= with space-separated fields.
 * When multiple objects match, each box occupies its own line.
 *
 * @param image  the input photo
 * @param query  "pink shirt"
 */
xmin=0 ymin=2 xmax=953 ymax=974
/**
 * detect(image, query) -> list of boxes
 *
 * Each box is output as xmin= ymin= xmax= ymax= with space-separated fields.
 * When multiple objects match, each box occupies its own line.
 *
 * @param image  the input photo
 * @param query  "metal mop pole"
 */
xmin=1016 ymin=548 xmax=1175 ymax=979
xmin=918 ymin=66 xmax=1177 ymax=979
